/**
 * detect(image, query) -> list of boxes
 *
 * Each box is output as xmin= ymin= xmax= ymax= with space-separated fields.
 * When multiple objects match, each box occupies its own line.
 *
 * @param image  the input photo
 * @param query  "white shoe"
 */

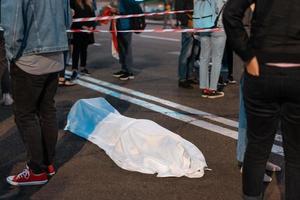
xmin=266 ymin=161 xmax=281 ymax=172
xmin=263 ymin=173 xmax=272 ymax=183
xmin=2 ymin=93 xmax=14 ymax=106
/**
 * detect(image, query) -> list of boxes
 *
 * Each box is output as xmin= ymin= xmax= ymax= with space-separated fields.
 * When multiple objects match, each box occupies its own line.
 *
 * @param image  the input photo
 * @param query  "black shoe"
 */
xmin=178 ymin=80 xmax=193 ymax=89
xmin=119 ymin=72 xmax=135 ymax=81
xmin=70 ymin=71 xmax=78 ymax=80
xmin=207 ymin=90 xmax=224 ymax=99
xmin=80 ymin=68 xmax=90 ymax=76
xmin=187 ymin=79 xmax=199 ymax=85
xmin=113 ymin=71 xmax=126 ymax=78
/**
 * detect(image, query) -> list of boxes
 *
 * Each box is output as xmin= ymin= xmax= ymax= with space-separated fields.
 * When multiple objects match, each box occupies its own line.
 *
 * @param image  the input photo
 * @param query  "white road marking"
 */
xmin=93 ymin=43 xmax=102 ymax=47
xmin=66 ymin=72 xmax=238 ymax=128
xmin=68 ymin=75 xmax=284 ymax=157
xmin=139 ymin=35 xmax=180 ymax=42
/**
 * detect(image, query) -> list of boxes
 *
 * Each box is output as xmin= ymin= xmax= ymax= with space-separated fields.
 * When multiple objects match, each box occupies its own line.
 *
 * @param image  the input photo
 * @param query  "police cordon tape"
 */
xmin=67 ymin=28 xmax=222 ymax=33
xmin=72 ymin=9 xmax=193 ymax=23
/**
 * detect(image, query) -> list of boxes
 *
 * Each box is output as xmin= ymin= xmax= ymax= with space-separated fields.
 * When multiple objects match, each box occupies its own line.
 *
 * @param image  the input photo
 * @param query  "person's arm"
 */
xmin=222 ymin=0 xmax=255 ymax=63
xmin=1 ymin=0 xmax=26 ymax=61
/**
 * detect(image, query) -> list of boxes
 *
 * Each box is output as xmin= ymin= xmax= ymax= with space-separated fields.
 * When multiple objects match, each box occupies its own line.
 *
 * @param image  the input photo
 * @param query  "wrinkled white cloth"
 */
xmin=65 ymin=98 xmax=208 ymax=178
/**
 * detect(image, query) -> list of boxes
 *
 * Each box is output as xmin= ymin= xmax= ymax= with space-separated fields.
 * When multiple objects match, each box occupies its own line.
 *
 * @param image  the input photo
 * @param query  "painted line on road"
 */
xmin=74 ymin=79 xmax=238 ymax=139
xmin=70 ymin=77 xmax=284 ymax=157
xmin=65 ymin=71 xmax=238 ymax=128
xmin=139 ymin=35 xmax=180 ymax=42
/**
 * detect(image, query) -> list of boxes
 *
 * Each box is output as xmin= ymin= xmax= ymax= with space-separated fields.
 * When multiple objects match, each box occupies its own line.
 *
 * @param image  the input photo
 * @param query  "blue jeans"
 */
xmin=237 ymin=75 xmax=247 ymax=163
xmin=199 ymin=31 xmax=226 ymax=90
xmin=178 ymin=31 xmax=194 ymax=81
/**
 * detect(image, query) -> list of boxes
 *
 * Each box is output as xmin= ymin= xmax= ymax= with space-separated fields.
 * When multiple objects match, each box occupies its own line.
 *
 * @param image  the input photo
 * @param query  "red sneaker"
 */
xmin=6 ymin=167 xmax=48 ymax=186
xmin=47 ymin=165 xmax=56 ymax=176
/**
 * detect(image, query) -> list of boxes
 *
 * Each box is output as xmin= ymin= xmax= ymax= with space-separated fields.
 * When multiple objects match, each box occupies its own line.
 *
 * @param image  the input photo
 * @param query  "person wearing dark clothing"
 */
xmin=175 ymin=0 xmax=194 ymax=89
xmin=224 ymin=1 xmax=300 ymax=199
xmin=71 ymin=0 xmax=96 ymax=80
xmin=112 ymin=0 xmax=142 ymax=81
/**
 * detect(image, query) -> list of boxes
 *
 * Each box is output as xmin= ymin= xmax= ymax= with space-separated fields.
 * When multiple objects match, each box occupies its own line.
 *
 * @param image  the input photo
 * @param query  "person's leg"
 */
xmin=1 ymin=67 xmax=10 ymax=94
xmin=38 ymin=72 xmax=59 ymax=166
xmin=0 ymin=32 xmax=6 ymax=79
xmin=178 ymin=31 xmax=194 ymax=82
xmin=242 ymin=65 xmax=280 ymax=198
xmin=80 ymin=43 xmax=88 ymax=68
xmin=199 ymin=33 xmax=211 ymax=91
xmin=121 ymin=32 xmax=133 ymax=73
xmin=10 ymin=63 xmax=48 ymax=173
xmin=281 ymin=67 xmax=300 ymax=200
xmin=237 ymin=75 xmax=247 ymax=163
xmin=72 ymin=44 xmax=80 ymax=71
xmin=210 ymin=31 xmax=226 ymax=91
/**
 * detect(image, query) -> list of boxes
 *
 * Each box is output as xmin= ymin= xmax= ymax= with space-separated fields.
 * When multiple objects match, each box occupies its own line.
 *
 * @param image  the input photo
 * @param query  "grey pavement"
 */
xmin=0 ymin=24 xmax=284 ymax=200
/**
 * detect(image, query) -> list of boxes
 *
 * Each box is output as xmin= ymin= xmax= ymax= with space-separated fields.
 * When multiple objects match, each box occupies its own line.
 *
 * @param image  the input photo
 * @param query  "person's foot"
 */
xmin=70 ymin=71 xmax=78 ymax=80
xmin=187 ymin=79 xmax=199 ymax=85
xmin=178 ymin=80 xmax=193 ymax=89
xmin=80 ymin=68 xmax=91 ymax=76
xmin=201 ymin=89 xmax=210 ymax=98
xmin=207 ymin=90 xmax=225 ymax=99
xmin=263 ymin=173 xmax=272 ymax=183
xmin=113 ymin=71 xmax=126 ymax=78
xmin=119 ymin=72 xmax=135 ymax=81
xmin=6 ymin=166 xmax=48 ymax=186
xmin=47 ymin=165 xmax=56 ymax=176
xmin=1 ymin=93 xmax=14 ymax=106
xmin=59 ymin=78 xmax=76 ymax=87
xmin=226 ymin=75 xmax=237 ymax=84
xmin=266 ymin=162 xmax=281 ymax=172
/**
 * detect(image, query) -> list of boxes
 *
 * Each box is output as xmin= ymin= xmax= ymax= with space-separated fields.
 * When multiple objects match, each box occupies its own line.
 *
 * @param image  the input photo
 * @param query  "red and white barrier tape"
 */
xmin=67 ymin=28 xmax=222 ymax=33
xmin=72 ymin=9 xmax=193 ymax=23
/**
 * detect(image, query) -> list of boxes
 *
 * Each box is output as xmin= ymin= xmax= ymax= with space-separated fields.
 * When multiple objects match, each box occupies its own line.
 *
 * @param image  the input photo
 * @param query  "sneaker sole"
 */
xmin=207 ymin=94 xmax=225 ymax=99
xmin=113 ymin=74 xmax=124 ymax=78
xmin=6 ymin=177 xmax=48 ymax=186
xmin=120 ymin=76 xmax=135 ymax=81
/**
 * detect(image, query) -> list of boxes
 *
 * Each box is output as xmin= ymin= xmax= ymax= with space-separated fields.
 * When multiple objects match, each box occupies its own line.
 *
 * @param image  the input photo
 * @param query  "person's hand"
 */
xmin=246 ymin=57 xmax=260 ymax=76
xmin=71 ymin=9 xmax=75 ymax=17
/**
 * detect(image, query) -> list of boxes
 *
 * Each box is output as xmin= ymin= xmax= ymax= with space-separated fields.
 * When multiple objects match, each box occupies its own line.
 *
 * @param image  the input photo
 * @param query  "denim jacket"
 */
xmin=0 ymin=0 xmax=71 ymax=61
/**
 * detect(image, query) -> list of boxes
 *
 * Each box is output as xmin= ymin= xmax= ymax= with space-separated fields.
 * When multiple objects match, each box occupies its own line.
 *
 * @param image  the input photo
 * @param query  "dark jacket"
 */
xmin=71 ymin=3 xmax=96 ymax=45
xmin=175 ymin=0 xmax=193 ymax=27
xmin=223 ymin=0 xmax=300 ymax=63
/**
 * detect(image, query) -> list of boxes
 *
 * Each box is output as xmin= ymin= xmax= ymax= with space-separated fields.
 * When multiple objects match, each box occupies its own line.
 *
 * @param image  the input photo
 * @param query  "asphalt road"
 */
xmin=0 ymin=24 xmax=284 ymax=200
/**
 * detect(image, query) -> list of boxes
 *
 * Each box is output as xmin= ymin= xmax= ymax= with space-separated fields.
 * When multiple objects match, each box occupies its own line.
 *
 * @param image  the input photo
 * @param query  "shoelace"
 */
xmin=16 ymin=169 xmax=30 ymax=179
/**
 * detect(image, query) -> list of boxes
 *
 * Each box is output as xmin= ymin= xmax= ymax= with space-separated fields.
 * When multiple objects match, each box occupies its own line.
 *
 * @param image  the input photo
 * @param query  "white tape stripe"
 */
xmin=72 ymin=10 xmax=193 ymax=22
xmin=67 ymin=28 xmax=221 ymax=34
xmin=71 ymin=78 xmax=284 ymax=157
xmin=139 ymin=35 xmax=180 ymax=42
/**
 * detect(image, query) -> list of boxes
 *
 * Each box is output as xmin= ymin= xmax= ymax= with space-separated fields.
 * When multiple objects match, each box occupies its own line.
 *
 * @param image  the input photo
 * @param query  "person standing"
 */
xmin=70 ymin=0 xmax=96 ymax=80
xmin=224 ymin=0 xmax=300 ymax=199
xmin=175 ymin=0 xmax=194 ymax=89
xmin=1 ymin=0 xmax=71 ymax=185
xmin=112 ymin=0 xmax=141 ymax=81
xmin=198 ymin=0 xmax=227 ymax=98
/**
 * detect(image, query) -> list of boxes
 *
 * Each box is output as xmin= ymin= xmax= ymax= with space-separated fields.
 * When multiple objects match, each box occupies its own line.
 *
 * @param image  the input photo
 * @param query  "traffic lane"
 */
xmin=86 ymin=29 xmax=240 ymax=122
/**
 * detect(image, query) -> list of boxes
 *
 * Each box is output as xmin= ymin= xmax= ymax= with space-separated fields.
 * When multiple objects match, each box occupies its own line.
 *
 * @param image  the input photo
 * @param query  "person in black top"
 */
xmin=223 ymin=1 xmax=300 ymax=199
xmin=70 ymin=0 xmax=96 ymax=79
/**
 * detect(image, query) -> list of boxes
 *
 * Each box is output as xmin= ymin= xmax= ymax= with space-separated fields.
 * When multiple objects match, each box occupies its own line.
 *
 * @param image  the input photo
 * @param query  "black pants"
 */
xmin=72 ymin=42 xmax=88 ymax=70
xmin=11 ymin=64 xmax=59 ymax=173
xmin=243 ymin=64 xmax=300 ymax=200
xmin=0 ymin=31 xmax=6 ymax=78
